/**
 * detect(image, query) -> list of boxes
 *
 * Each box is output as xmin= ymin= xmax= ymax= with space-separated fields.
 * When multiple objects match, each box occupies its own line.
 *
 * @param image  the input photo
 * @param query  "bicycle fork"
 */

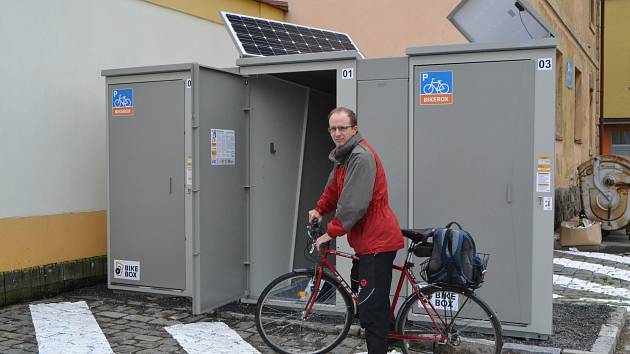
xmin=302 ymin=265 xmax=325 ymax=320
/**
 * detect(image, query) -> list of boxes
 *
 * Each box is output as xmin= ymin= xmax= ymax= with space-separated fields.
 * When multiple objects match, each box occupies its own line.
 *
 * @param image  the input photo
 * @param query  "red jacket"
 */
xmin=316 ymin=135 xmax=403 ymax=255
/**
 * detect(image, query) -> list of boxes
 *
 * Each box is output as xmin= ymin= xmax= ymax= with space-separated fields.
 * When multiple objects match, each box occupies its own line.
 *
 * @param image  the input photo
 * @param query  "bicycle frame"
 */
xmin=304 ymin=243 xmax=449 ymax=343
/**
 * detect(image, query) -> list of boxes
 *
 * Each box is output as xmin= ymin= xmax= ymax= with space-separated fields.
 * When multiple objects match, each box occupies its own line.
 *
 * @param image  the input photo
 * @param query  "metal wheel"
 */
xmin=255 ymin=270 xmax=354 ymax=354
xmin=395 ymin=284 xmax=503 ymax=354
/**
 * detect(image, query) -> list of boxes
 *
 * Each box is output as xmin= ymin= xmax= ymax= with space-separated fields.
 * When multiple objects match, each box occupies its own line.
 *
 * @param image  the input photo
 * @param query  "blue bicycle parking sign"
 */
xmin=112 ymin=88 xmax=134 ymax=116
xmin=419 ymin=71 xmax=453 ymax=105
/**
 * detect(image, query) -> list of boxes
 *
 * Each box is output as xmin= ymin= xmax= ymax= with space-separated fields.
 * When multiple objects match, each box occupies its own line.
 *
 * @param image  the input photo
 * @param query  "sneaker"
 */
xmin=386 ymin=338 xmax=404 ymax=351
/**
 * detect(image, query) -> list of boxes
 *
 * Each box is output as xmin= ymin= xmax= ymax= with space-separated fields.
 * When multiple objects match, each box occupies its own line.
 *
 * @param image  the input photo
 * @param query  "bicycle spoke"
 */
xmin=256 ymin=271 xmax=353 ymax=354
xmin=396 ymin=286 xmax=502 ymax=354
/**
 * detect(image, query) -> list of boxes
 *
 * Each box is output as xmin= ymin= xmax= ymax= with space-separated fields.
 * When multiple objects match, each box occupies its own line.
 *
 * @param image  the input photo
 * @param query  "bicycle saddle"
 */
xmin=401 ymin=228 xmax=435 ymax=243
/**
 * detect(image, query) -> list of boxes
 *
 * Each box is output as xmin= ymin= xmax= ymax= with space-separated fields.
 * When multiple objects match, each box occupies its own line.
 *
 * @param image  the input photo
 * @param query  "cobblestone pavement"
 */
xmin=551 ymin=248 xmax=630 ymax=354
xmin=3 ymin=247 xmax=630 ymax=353
xmin=0 ymin=284 xmax=369 ymax=353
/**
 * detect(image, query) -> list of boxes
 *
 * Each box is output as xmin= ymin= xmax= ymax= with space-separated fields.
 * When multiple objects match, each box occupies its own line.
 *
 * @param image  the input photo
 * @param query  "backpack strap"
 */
xmin=445 ymin=221 xmax=463 ymax=230
xmin=450 ymin=230 xmax=465 ymax=271
xmin=442 ymin=228 xmax=452 ymax=264
xmin=462 ymin=230 xmax=477 ymax=255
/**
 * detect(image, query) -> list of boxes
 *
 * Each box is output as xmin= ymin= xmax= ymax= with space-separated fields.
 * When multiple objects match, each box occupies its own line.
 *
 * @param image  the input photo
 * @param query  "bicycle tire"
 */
xmin=255 ymin=270 xmax=354 ymax=354
xmin=395 ymin=284 xmax=502 ymax=354
xmin=422 ymin=83 xmax=435 ymax=94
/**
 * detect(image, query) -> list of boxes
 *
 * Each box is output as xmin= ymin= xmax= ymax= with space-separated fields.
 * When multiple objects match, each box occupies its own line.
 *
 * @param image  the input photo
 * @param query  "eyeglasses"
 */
xmin=328 ymin=125 xmax=355 ymax=133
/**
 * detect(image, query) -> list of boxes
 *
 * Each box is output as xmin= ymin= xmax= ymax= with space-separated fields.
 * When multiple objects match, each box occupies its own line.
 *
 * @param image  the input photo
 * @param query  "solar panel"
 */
xmin=221 ymin=12 xmax=361 ymax=57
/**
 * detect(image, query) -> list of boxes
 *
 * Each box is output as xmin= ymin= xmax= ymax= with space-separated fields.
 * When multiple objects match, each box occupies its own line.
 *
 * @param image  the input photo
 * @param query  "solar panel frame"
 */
xmin=221 ymin=11 xmax=362 ymax=58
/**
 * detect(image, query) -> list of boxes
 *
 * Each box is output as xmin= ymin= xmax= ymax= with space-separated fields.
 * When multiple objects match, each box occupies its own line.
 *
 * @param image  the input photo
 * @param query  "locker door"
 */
xmin=413 ymin=60 xmax=535 ymax=324
xmin=248 ymin=76 xmax=309 ymax=297
xmin=109 ymin=80 xmax=186 ymax=290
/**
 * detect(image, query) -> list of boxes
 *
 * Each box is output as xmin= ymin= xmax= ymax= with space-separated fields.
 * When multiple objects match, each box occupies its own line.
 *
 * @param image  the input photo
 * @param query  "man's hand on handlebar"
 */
xmin=308 ymin=209 xmax=322 ymax=224
xmin=315 ymin=233 xmax=332 ymax=249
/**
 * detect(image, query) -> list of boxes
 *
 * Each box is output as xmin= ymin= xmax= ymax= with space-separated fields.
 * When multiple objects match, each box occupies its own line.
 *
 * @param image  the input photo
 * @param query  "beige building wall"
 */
xmin=603 ymin=0 xmax=630 ymax=119
xmin=285 ymin=0 xmax=467 ymax=57
xmin=529 ymin=0 xmax=601 ymax=188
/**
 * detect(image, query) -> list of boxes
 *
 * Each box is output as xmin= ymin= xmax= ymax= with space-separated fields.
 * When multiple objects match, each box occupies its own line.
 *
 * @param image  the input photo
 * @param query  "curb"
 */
xmin=589 ymin=306 xmax=626 ymax=354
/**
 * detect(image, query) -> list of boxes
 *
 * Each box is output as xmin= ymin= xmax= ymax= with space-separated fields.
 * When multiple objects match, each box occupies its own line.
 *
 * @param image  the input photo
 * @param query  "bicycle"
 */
xmin=422 ymin=79 xmax=450 ymax=94
xmin=113 ymin=95 xmax=131 ymax=107
xmin=255 ymin=221 xmax=503 ymax=353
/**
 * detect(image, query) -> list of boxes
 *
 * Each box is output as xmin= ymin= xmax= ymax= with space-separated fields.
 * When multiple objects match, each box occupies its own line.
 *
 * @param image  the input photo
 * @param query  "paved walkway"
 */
xmin=2 ymin=245 xmax=630 ymax=353
xmin=0 ymin=287 xmax=369 ymax=353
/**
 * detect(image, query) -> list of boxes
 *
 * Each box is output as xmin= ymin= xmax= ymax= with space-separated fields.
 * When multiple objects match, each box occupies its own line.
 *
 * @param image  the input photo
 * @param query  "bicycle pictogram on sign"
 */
xmin=419 ymin=71 xmax=453 ymax=105
xmin=112 ymin=88 xmax=134 ymax=116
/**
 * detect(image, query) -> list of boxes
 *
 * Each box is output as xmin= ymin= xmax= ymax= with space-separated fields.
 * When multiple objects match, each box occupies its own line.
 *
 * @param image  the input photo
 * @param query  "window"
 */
xmin=574 ymin=67 xmax=583 ymax=144
xmin=555 ymin=49 xmax=564 ymax=141
xmin=612 ymin=131 xmax=630 ymax=145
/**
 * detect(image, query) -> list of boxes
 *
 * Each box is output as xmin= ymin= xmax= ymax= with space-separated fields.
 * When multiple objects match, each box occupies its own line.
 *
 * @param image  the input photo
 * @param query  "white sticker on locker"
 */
xmin=210 ymin=129 xmax=235 ymax=166
xmin=536 ymin=171 xmax=551 ymax=192
xmin=341 ymin=68 xmax=353 ymax=79
xmin=537 ymin=58 xmax=553 ymax=70
xmin=544 ymin=197 xmax=553 ymax=211
xmin=186 ymin=156 xmax=193 ymax=185
xmin=113 ymin=260 xmax=140 ymax=280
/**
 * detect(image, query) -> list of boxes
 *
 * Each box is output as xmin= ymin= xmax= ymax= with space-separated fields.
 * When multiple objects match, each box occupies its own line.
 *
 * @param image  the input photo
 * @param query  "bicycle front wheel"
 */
xmin=396 ymin=284 xmax=502 ymax=354
xmin=255 ymin=270 xmax=354 ymax=354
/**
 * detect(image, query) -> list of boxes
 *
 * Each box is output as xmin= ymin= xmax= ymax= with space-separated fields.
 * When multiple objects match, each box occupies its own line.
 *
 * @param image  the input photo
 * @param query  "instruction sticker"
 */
xmin=112 ymin=88 xmax=134 ymax=116
xmin=536 ymin=155 xmax=552 ymax=192
xmin=543 ymin=197 xmax=553 ymax=211
xmin=537 ymin=156 xmax=551 ymax=171
xmin=113 ymin=260 xmax=140 ymax=281
xmin=210 ymin=129 xmax=235 ymax=166
xmin=186 ymin=155 xmax=193 ymax=185
xmin=419 ymin=71 xmax=453 ymax=105
xmin=536 ymin=172 xmax=551 ymax=192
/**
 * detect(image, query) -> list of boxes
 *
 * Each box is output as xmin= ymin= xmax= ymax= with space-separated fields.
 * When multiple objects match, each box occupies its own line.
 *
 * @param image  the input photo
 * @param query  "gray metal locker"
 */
xmin=104 ymin=39 xmax=556 ymax=338
xmin=104 ymin=64 xmax=249 ymax=314
xmin=407 ymin=40 xmax=556 ymax=337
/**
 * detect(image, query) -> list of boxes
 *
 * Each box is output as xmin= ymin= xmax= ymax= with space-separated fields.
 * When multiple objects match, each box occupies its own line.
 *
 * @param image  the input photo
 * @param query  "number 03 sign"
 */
xmin=537 ymin=58 xmax=553 ymax=71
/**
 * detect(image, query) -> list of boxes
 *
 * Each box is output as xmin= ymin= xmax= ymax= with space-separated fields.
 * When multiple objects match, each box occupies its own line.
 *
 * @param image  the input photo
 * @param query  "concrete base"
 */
xmin=1 ymin=255 xmax=106 ymax=306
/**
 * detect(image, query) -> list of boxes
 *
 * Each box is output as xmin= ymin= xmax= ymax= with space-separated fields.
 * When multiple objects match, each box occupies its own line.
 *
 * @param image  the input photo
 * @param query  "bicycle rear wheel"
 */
xmin=395 ymin=284 xmax=502 ymax=354
xmin=255 ymin=270 xmax=354 ymax=354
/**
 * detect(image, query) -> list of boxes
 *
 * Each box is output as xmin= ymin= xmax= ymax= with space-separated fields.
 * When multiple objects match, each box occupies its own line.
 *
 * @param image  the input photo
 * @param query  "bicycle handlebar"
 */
xmin=305 ymin=220 xmax=328 ymax=262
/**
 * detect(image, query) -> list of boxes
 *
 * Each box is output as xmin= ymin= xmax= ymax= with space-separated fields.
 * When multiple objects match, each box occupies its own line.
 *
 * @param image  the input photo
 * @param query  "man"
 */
xmin=308 ymin=107 xmax=404 ymax=354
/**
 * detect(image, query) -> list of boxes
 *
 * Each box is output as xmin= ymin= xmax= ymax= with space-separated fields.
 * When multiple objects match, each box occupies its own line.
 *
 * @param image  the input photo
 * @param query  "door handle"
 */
xmin=506 ymin=184 xmax=512 ymax=204
xmin=169 ymin=177 xmax=173 ymax=195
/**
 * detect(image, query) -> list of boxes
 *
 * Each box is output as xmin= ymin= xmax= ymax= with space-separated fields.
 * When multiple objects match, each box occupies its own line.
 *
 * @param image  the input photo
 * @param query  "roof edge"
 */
xmin=236 ymin=50 xmax=361 ymax=67
xmin=256 ymin=0 xmax=288 ymax=12
xmin=406 ymin=38 xmax=557 ymax=56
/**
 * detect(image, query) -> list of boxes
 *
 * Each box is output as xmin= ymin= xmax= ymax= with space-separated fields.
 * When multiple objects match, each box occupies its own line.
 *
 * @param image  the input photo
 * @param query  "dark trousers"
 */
xmin=351 ymin=251 xmax=396 ymax=354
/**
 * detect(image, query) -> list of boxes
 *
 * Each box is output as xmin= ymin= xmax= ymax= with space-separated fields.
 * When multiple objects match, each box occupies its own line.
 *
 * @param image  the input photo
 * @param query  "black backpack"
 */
xmin=426 ymin=222 xmax=487 ymax=289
